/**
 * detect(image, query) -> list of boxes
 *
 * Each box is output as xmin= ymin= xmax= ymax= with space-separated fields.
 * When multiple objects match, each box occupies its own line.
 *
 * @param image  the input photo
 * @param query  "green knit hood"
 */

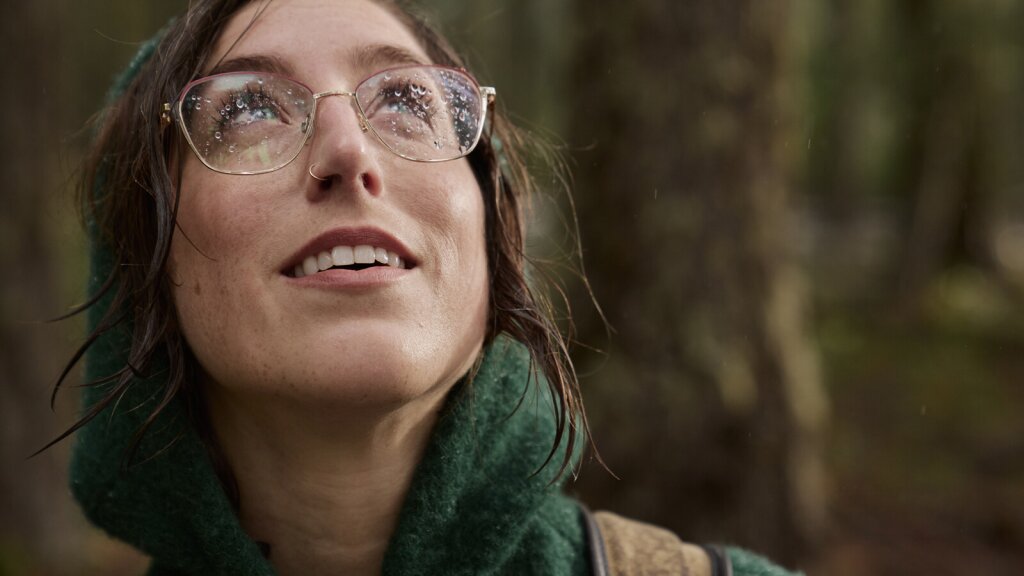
xmin=71 ymin=328 xmax=587 ymax=576
xmin=69 ymin=29 xmax=588 ymax=576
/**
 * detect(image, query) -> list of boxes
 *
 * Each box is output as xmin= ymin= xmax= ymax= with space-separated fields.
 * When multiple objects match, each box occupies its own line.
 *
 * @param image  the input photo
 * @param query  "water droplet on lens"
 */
xmin=228 ymin=144 xmax=237 ymax=153
xmin=383 ymin=72 xmax=392 ymax=80
xmin=194 ymin=103 xmax=201 ymax=110
xmin=214 ymin=131 xmax=222 ymax=140
xmin=236 ymin=98 xmax=245 ymax=108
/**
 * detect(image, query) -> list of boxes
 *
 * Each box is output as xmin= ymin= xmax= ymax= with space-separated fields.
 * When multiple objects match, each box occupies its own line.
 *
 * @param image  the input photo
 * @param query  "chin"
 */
xmin=196 ymin=321 xmax=485 ymax=415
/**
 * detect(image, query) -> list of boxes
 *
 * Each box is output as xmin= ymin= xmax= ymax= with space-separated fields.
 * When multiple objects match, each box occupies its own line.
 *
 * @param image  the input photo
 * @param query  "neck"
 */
xmin=204 ymin=386 xmax=448 ymax=576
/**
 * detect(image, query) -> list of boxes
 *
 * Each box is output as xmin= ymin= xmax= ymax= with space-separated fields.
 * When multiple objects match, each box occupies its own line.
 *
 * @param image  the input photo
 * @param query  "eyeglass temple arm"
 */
xmin=479 ymin=87 xmax=498 ymax=140
xmin=160 ymin=102 xmax=173 ymax=128
xmin=481 ymin=86 xmax=496 ymax=106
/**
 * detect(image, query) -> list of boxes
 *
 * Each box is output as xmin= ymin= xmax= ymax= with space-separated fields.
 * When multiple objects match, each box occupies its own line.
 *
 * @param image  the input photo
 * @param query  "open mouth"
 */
xmin=286 ymin=244 xmax=411 ymax=278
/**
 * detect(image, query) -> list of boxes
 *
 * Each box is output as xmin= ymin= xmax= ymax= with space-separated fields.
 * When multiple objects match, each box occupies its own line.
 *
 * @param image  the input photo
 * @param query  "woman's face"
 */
xmin=169 ymin=0 xmax=489 ymax=411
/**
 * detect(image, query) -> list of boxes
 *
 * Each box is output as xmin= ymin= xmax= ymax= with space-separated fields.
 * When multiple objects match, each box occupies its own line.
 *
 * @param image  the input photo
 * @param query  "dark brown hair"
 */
xmin=51 ymin=0 xmax=591 ymax=483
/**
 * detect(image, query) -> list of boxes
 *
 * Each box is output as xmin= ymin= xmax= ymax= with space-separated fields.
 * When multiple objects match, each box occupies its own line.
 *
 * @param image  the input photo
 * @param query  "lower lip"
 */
xmin=284 ymin=266 xmax=413 ymax=289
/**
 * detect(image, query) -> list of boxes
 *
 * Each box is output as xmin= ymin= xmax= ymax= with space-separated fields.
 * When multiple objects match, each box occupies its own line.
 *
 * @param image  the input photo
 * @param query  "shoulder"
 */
xmin=586 ymin=510 xmax=802 ymax=576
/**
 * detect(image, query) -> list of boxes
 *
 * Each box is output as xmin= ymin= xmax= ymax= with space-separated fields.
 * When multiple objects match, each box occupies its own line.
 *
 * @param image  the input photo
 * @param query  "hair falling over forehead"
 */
xmin=47 ymin=0 xmax=597 ymax=482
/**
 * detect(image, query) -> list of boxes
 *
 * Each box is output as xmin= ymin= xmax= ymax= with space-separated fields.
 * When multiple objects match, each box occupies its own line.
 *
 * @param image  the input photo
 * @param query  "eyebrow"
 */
xmin=204 ymin=44 xmax=429 ymax=81
xmin=349 ymin=44 xmax=429 ymax=72
xmin=206 ymin=54 xmax=293 ymax=77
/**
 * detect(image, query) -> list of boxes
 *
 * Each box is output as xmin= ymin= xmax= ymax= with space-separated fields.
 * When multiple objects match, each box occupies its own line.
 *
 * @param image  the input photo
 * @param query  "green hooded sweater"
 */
xmin=68 ymin=29 xmax=801 ymax=576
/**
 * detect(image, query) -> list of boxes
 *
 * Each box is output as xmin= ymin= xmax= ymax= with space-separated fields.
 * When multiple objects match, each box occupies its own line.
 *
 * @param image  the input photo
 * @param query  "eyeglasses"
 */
xmin=161 ymin=65 xmax=497 ymax=175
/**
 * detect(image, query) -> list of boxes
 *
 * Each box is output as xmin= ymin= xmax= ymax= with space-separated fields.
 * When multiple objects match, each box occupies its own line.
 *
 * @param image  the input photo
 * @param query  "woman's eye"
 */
xmin=231 ymin=106 xmax=279 ymax=124
xmin=374 ymin=82 xmax=435 ymax=124
xmin=217 ymin=89 xmax=287 ymax=131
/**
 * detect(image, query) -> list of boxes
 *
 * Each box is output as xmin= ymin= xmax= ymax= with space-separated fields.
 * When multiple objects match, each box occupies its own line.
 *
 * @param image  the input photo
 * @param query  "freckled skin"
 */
xmin=168 ymin=0 xmax=490 ymax=416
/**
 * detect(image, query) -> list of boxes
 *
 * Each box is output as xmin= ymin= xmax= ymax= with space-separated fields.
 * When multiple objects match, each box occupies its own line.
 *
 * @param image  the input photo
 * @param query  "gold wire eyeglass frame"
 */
xmin=160 ymin=65 xmax=497 ymax=175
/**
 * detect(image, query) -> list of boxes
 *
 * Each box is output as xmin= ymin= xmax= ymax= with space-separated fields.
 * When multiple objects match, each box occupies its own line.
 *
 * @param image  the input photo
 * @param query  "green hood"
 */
xmin=70 ymin=31 xmax=588 ymax=576
xmin=71 ymin=326 xmax=587 ymax=576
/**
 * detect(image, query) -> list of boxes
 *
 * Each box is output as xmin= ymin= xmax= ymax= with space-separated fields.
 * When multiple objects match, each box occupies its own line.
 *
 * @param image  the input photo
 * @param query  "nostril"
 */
xmin=360 ymin=173 xmax=371 ymax=189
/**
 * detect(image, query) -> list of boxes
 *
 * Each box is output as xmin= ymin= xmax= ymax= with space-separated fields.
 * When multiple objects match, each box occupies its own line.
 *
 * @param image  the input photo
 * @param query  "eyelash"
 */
xmin=199 ymin=75 xmax=439 ymax=139
xmin=376 ymin=79 xmax=437 ymax=124
xmin=213 ymin=84 xmax=288 ymax=130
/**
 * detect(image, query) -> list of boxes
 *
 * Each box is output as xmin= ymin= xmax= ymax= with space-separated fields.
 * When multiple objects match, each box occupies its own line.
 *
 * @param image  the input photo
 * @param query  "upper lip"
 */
xmin=281 ymin=226 xmax=416 ymax=273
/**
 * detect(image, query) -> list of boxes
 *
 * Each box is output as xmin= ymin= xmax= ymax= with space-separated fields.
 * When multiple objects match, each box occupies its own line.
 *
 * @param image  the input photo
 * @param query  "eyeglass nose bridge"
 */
xmin=310 ymin=90 xmax=370 ymax=134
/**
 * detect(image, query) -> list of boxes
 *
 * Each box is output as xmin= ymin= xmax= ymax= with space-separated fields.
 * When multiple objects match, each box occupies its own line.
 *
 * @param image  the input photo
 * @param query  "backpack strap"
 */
xmin=702 ymin=544 xmax=733 ymax=576
xmin=581 ymin=505 xmax=732 ymax=576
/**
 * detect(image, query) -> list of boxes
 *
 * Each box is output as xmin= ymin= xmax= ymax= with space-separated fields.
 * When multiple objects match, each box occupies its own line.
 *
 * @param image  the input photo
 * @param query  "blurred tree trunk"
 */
xmin=0 ymin=2 xmax=81 ymax=573
xmin=568 ymin=0 xmax=827 ymax=563
xmin=893 ymin=0 xmax=1020 ymax=313
xmin=1 ymin=2 xmax=183 ymax=573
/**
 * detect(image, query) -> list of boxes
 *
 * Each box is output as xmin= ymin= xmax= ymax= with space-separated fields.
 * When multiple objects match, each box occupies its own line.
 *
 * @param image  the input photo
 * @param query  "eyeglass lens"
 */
xmin=178 ymin=66 xmax=486 ymax=174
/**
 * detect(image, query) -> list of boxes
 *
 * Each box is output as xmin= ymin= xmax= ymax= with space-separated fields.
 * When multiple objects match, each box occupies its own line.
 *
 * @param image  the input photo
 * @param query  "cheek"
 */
xmin=173 ymin=170 xmax=278 ymax=260
xmin=429 ymin=167 xmax=490 ymax=338
xmin=422 ymin=166 xmax=488 ymax=283
xmin=168 ymin=170 xmax=283 ymax=367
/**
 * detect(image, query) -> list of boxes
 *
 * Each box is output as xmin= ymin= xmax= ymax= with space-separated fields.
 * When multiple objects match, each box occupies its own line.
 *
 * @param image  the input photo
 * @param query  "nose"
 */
xmin=304 ymin=93 xmax=383 ymax=199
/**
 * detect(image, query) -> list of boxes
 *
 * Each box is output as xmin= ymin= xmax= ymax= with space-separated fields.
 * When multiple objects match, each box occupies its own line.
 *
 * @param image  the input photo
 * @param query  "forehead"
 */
xmin=206 ymin=0 xmax=430 ymax=79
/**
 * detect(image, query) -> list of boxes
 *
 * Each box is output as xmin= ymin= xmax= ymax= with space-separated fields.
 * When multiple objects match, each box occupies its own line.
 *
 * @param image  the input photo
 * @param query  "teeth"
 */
xmin=331 ymin=246 xmax=354 ymax=266
xmin=292 ymin=244 xmax=409 ymax=276
xmin=317 ymin=251 xmax=333 ymax=271
xmin=353 ymin=245 xmax=375 ymax=264
xmin=302 ymin=256 xmax=319 ymax=276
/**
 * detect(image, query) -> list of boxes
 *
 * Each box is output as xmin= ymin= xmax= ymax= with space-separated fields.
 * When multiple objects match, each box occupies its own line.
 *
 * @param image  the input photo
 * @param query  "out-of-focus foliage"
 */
xmin=3 ymin=1 xmax=1023 ymax=575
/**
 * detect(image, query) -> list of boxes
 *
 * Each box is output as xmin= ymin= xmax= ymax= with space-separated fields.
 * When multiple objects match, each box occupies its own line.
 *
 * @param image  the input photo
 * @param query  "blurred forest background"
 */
xmin=2 ymin=0 xmax=1023 ymax=575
